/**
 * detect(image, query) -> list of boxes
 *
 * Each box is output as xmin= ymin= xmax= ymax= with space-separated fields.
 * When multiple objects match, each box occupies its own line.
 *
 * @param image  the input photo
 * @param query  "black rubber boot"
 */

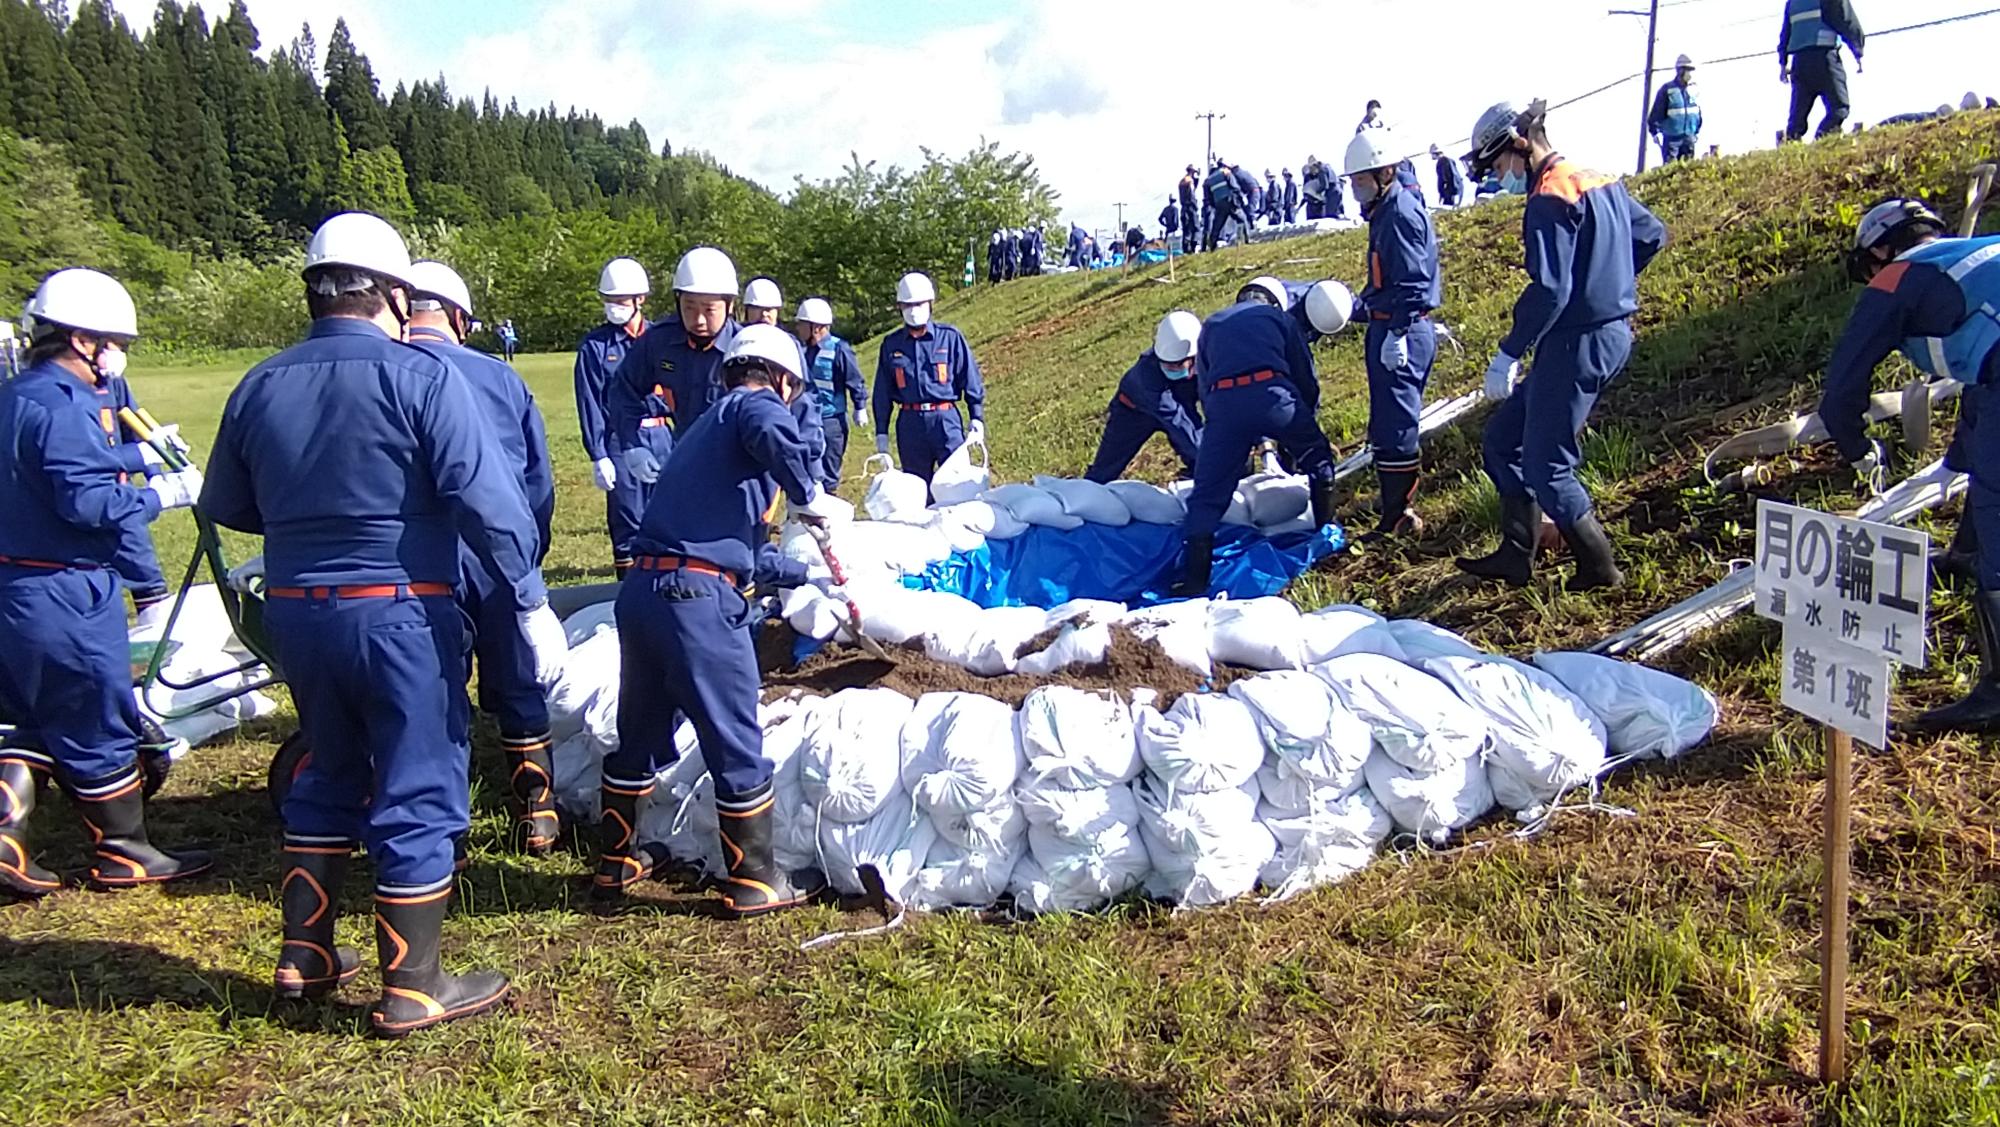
xmin=592 ymin=775 xmax=663 ymax=900
xmin=69 ymin=767 xmax=212 ymax=889
xmin=274 ymin=835 xmax=363 ymax=1000
xmin=135 ymin=716 xmax=182 ymax=799
xmin=0 ymin=753 xmax=59 ymax=898
xmin=1456 ymin=496 xmax=1540 ymax=587
xmin=1909 ymin=588 xmax=2000 ymax=734
xmin=1560 ymin=512 xmax=1626 ymax=593
xmin=368 ymin=883 xmax=508 ymax=1037
xmin=1309 ymin=476 xmax=1339 ymax=528
xmin=1358 ymin=467 xmax=1423 ymax=544
xmin=1172 ymin=534 xmax=1214 ymax=599
xmin=715 ymin=780 xmax=824 ymax=919
xmin=1932 ymin=520 xmax=1980 ymax=590
xmin=503 ymin=732 xmax=559 ymax=855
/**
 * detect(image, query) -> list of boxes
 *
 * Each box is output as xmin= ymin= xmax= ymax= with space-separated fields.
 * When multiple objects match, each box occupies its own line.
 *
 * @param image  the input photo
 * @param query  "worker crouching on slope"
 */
xmin=608 ymin=247 xmax=742 ymax=496
xmin=576 ymin=257 xmax=651 ymax=576
xmin=1346 ymin=126 xmax=1443 ymax=542
xmin=1455 ymin=100 xmax=1667 ymax=593
xmin=1083 ymin=311 xmax=1205 ymax=484
xmin=405 ymin=260 xmax=562 ymax=854
xmin=597 ymin=324 xmax=844 ymax=914
xmin=204 ymin=213 xmax=567 ymax=1036
xmin=1820 ymin=199 xmax=2000 ymax=733
xmin=1175 ymin=296 xmax=1340 ymax=596
xmin=873 ymin=272 xmax=985 ymax=485
xmin=0 ymin=269 xmax=209 ymax=898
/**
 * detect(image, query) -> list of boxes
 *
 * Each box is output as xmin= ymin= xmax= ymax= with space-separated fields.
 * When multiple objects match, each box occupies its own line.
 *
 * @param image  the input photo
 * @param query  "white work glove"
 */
xmin=1851 ymin=439 xmax=1888 ymax=497
xmin=225 ymin=554 xmax=265 ymax=593
xmin=1779 ymin=65 xmax=1791 ymax=84
xmin=1484 ymin=352 xmax=1522 ymax=402
xmin=1382 ymin=330 xmax=1409 ymax=371
xmin=150 ymin=423 xmax=190 ymax=457
xmin=852 ymin=408 xmax=867 ymax=430
xmin=517 ymin=602 xmax=569 ymax=688
xmin=135 ymin=441 xmax=166 ymax=470
xmin=966 ymin=420 xmax=986 ymax=445
xmin=623 ymin=446 xmax=661 ymax=486
xmin=145 ymin=467 xmax=203 ymax=511
xmin=591 ymin=457 xmax=618 ymax=492
xmin=874 ymin=434 xmax=890 ymax=455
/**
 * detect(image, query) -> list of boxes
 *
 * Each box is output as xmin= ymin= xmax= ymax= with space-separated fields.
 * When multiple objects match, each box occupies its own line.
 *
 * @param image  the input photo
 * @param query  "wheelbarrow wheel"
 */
xmin=267 ymin=730 xmax=311 ymax=817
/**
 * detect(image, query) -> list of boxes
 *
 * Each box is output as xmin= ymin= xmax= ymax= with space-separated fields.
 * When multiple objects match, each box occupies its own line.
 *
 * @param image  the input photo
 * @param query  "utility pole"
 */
xmin=1611 ymin=1 xmax=1662 ymax=174
xmin=1194 ymin=111 xmax=1225 ymax=176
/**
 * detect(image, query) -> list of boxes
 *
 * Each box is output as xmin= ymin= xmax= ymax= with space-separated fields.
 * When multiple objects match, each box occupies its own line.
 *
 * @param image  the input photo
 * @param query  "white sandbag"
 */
xmin=1298 ymin=605 xmax=1410 ymax=664
xmin=912 ymin=837 xmax=1024 ymax=909
xmin=899 ymin=692 xmax=1022 ymax=816
xmin=561 ymin=600 xmax=619 ymax=647
xmin=1017 ymin=686 xmax=1140 ymax=788
xmin=1118 ymin=599 xmax=1212 ymax=676
xmin=1258 ymin=838 xmax=1378 ymax=901
xmin=817 ymin=791 xmax=938 ymax=904
xmin=1015 ymin=601 xmax=1122 ymax=677
xmin=934 ymin=500 xmax=1028 ymax=543
xmin=1239 ymin=472 xmax=1310 ymax=527
xmin=865 ymin=460 xmax=930 ymax=521
xmin=925 ymin=604 xmax=1050 ymax=676
xmin=1135 ymin=693 xmax=1265 ymax=794
xmin=783 ymin=585 xmax=847 ymax=642
xmin=1531 ymin=651 xmax=1719 ymax=761
xmin=551 ymin=731 xmax=607 ymax=821
xmin=1228 ymin=671 xmax=1373 ymax=801
xmin=983 ymin=483 xmax=1084 ymax=530
xmin=932 ymin=792 xmax=1027 ymax=853
xmin=641 ymin=745 xmax=723 ymax=875
xmin=1363 ymin=749 xmax=1496 ymax=844
xmin=1421 ymin=655 xmax=1608 ymax=815
xmin=930 ymin=438 xmax=991 ymax=507
xmin=1136 ymin=777 xmax=1275 ymax=907
xmin=1106 ymin=480 xmax=1186 ymax=525
xmin=1384 ymin=619 xmax=1484 ymax=661
xmin=799 ymin=687 xmax=915 ymax=823
xmin=1208 ymin=597 xmax=1307 ymax=671
xmin=1015 ymin=779 xmax=1140 ymax=841
xmin=848 ymin=582 xmax=981 ymax=647
xmin=547 ymin=628 xmax=623 ymax=745
xmin=830 ymin=519 xmax=954 ymax=577
xmin=1259 ymin=784 xmax=1393 ymax=855
xmin=1019 ymin=820 xmax=1151 ymax=912
xmin=1314 ymin=653 xmax=1492 ymax=773
xmin=1033 ymin=475 xmax=1133 ymax=527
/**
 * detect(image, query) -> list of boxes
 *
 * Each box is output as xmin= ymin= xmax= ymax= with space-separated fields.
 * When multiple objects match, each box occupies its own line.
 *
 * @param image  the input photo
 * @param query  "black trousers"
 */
xmin=1786 ymin=48 xmax=1850 ymax=141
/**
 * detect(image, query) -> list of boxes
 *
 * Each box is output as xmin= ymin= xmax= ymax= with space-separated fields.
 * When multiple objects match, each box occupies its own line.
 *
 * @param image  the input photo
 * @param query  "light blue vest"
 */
xmin=1899 ymin=237 xmax=2000 ymax=385
xmin=1661 ymin=83 xmax=1700 ymax=139
xmin=809 ymin=334 xmax=846 ymax=417
xmin=1785 ymin=0 xmax=1838 ymax=53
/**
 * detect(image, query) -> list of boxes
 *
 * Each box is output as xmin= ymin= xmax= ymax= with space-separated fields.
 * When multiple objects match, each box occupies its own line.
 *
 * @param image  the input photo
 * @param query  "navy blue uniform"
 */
xmin=574 ymin=318 xmax=649 ymax=567
xmin=873 ymin=322 xmax=984 ymax=483
xmin=205 ymin=319 xmax=547 ymax=894
xmin=1160 ymin=202 xmax=1180 ymax=237
xmin=411 ymin=326 xmax=555 ymax=737
xmin=1179 ymin=174 xmax=1201 ymax=254
xmin=806 ymin=333 xmax=867 ymax=488
xmin=1648 ymin=79 xmax=1703 ymax=163
xmin=987 ymin=237 xmax=1004 ymax=284
xmin=1781 ymin=0 xmax=1864 ymax=141
xmin=1821 ymin=237 xmax=2000 ymax=584
xmin=1359 ymin=178 xmax=1444 ymax=473
xmin=1204 ymin=167 xmax=1241 ymax=251
xmin=1282 ymin=175 xmax=1300 ymax=223
xmin=78 ymin=375 xmax=170 ymax=608
xmin=1484 ymin=158 xmax=1667 ymax=527
xmin=1187 ymin=302 xmax=1334 ymax=540
xmin=0 ymin=362 xmax=166 ymax=790
xmin=1436 ymin=156 xmax=1463 ymax=206
xmin=1084 ymin=350 xmax=1204 ymax=483
xmin=613 ymin=386 xmax=818 ymax=801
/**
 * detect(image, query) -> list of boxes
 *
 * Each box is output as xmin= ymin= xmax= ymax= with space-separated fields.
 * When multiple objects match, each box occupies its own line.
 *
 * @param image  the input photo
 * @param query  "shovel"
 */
xmin=801 ymin=521 xmax=895 ymax=662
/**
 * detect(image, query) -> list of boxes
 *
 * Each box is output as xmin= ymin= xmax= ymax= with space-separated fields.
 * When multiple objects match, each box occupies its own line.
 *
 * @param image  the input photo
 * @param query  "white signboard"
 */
xmin=1780 ymin=623 xmax=1892 ymax=749
xmin=1754 ymin=500 xmax=1929 ymax=669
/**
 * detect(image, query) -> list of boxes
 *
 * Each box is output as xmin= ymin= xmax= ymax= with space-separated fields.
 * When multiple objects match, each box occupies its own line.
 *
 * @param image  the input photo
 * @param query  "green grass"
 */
xmin=7 ymin=114 xmax=2000 ymax=1124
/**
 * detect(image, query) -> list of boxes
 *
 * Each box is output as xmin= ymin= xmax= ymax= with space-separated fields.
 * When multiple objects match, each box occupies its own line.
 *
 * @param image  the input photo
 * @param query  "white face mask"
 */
xmin=603 ymin=302 xmax=637 ymax=326
xmin=901 ymin=304 xmax=931 ymax=329
xmin=94 ymin=344 xmax=129 ymax=380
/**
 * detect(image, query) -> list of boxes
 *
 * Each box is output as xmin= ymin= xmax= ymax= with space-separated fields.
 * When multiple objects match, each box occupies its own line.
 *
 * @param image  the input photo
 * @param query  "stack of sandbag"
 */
xmin=1132 ymin=691 xmax=1273 ymax=906
xmin=1011 ymin=686 xmax=1150 ymax=913
xmin=129 ymin=584 xmax=281 ymax=749
xmin=1105 ymin=480 xmax=1185 ymax=525
xmin=1015 ymin=600 xmax=1124 ymax=677
xmin=799 ymin=688 xmax=931 ymax=902
xmin=1118 ymin=598 xmax=1213 ymax=676
xmin=1208 ymin=597 xmax=1309 ymax=670
xmin=1421 ymin=655 xmax=1607 ymax=818
xmin=1228 ymin=672 xmax=1385 ymax=897
xmin=1297 ymin=605 xmax=1409 ymax=664
xmin=1531 ymin=651 xmax=1718 ymax=761
xmin=901 ymin=692 xmax=1026 ymax=908
xmin=1315 ymin=653 xmax=1496 ymax=845
xmin=548 ymin=603 xmax=627 ymax=820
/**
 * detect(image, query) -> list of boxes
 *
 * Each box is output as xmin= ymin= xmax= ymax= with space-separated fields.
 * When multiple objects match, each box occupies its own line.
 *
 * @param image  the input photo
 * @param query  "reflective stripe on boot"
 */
xmin=275 ymin=835 xmax=362 ymax=999
xmin=715 ymin=781 xmax=824 ymax=919
xmin=369 ymin=879 xmax=508 ymax=1037
xmin=0 ymin=753 xmax=59 ymax=897
xmin=68 ymin=767 xmax=212 ymax=889
xmin=503 ymin=732 xmax=560 ymax=854
xmin=592 ymin=775 xmax=661 ymax=898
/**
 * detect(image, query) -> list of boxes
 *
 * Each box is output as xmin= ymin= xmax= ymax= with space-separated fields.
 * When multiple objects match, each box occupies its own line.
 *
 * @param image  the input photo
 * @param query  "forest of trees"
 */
xmin=0 ymin=0 xmax=1062 ymax=349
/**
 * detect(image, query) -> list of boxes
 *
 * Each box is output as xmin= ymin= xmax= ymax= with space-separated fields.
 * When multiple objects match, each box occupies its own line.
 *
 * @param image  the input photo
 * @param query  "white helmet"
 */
xmin=1465 ymin=100 xmax=1523 ymax=176
xmin=673 ymin=246 xmax=739 ymax=297
xmin=1239 ymin=276 xmax=1288 ymax=308
xmin=22 ymin=268 xmax=139 ymax=339
xmin=725 ymin=322 xmax=804 ymax=381
xmin=1303 ymin=280 xmax=1353 ymax=337
xmin=795 ymin=298 xmax=834 ymax=326
xmin=743 ymin=277 xmax=783 ymax=309
xmin=896 ymin=272 xmax=937 ymax=304
xmin=598 ymin=257 xmax=650 ymax=297
xmin=1675 ymin=54 xmax=1695 ymax=70
xmin=303 ymin=211 xmax=417 ymax=290
xmin=407 ymin=260 xmax=474 ymax=317
xmin=1343 ymin=129 xmax=1402 ymax=176
xmin=1153 ymin=311 xmax=1201 ymax=363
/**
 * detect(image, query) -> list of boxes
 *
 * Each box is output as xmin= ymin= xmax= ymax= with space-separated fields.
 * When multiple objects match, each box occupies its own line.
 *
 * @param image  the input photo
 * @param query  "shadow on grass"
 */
xmin=0 ymin=936 xmax=361 ymax=1032
xmin=907 ymin=1054 xmax=1184 ymax=1127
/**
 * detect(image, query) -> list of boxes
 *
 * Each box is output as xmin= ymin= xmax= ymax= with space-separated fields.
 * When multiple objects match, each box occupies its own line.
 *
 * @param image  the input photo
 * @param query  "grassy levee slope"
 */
xmin=4 ymin=116 xmax=1999 ymax=1126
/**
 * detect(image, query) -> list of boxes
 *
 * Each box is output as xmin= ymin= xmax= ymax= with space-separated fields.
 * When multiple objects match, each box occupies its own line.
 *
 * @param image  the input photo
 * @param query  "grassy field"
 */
xmin=7 ymin=114 xmax=2000 ymax=1125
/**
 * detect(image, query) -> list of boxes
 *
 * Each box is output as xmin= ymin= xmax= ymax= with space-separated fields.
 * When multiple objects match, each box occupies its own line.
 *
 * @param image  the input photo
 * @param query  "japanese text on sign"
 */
xmin=1754 ymin=501 xmax=1928 ymax=668
xmin=1781 ymin=624 xmax=1891 ymax=749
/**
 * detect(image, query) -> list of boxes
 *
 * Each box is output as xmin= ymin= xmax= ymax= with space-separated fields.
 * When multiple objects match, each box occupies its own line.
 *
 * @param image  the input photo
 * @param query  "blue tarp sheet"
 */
xmin=904 ymin=522 xmax=1344 ymax=610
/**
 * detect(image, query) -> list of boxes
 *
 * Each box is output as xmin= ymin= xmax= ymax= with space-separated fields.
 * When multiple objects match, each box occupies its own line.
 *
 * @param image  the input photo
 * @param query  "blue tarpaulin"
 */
xmin=904 ymin=522 xmax=1344 ymax=610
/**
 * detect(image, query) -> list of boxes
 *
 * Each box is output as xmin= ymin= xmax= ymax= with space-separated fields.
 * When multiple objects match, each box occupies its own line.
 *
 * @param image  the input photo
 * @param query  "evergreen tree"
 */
xmin=322 ymin=18 xmax=390 ymax=150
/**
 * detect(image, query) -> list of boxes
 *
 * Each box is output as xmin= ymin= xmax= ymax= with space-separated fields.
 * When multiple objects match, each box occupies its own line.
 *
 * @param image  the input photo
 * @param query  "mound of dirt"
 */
xmin=760 ymin=624 xmax=1249 ymax=708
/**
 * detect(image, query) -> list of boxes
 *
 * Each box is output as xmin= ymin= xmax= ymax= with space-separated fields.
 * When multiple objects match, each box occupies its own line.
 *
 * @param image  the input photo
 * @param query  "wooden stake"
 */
xmin=1819 ymin=724 xmax=1853 ymax=1085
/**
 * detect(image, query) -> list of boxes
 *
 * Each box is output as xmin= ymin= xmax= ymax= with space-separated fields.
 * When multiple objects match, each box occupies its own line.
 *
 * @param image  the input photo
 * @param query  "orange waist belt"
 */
xmin=267 ymin=583 xmax=453 ymax=600
xmin=638 ymin=417 xmax=671 ymax=429
xmin=0 ymin=555 xmax=93 ymax=571
xmin=634 ymin=555 xmax=739 ymax=587
xmin=1211 ymin=369 xmax=1278 ymax=391
xmin=904 ymin=401 xmax=957 ymax=412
